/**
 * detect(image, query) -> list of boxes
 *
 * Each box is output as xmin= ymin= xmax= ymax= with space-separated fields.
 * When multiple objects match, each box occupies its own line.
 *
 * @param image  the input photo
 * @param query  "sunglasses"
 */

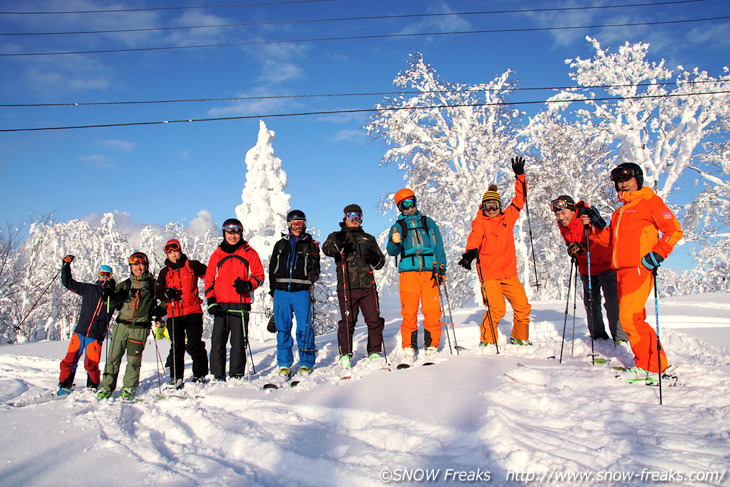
xmin=550 ymin=199 xmax=573 ymax=212
xmin=482 ymin=201 xmax=500 ymax=211
xmin=345 ymin=212 xmax=362 ymax=222
xmin=99 ymin=271 xmax=113 ymax=278
xmin=164 ymin=243 xmax=181 ymax=253
xmin=611 ymin=167 xmax=635 ymax=183
xmin=222 ymin=223 xmax=243 ymax=234
xmin=398 ymin=198 xmax=416 ymax=210
xmin=129 ymin=254 xmax=147 ymax=265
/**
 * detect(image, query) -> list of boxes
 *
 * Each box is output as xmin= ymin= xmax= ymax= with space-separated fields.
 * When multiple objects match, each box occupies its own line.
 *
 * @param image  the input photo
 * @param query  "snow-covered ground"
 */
xmin=1 ymin=293 xmax=728 ymax=487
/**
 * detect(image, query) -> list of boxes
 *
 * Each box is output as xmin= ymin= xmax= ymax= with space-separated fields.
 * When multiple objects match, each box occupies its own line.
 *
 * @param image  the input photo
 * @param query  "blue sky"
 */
xmin=1 ymin=0 xmax=728 ymax=266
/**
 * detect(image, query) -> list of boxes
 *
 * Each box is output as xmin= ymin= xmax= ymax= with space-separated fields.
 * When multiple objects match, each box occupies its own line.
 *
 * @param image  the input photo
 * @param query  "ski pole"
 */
xmin=239 ymin=294 xmax=256 ymax=376
xmin=340 ymin=251 xmax=353 ymax=359
xmin=170 ymin=301 xmax=177 ymax=385
xmin=584 ymin=227 xmax=596 ymax=366
xmin=475 ymin=255 xmax=499 ymax=354
xmin=15 ymin=266 xmax=62 ymax=332
xmin=152 ymin=325 xmax=165 ymax=397
xmin=439 ymin=264 xmax=460 ymax=355
xmin=571 ymin=261 xmax=578 ymax=356
xmin=432 ymin=263 xmax=453 ymax=355
xmin=653 ymin=268 xmax=663 ymax=405
xmin=522 ymin=180 xmax=541 ymax=291
xmin=372 ymin=279 xmax=390 ymax=365
xmin=559 ymin=258 xmax=575 ymax=364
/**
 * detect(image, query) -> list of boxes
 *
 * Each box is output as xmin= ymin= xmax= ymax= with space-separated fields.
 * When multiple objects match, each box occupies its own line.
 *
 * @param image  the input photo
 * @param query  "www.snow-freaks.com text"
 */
xmin=377 ymin=467 xmax=727 ymax=484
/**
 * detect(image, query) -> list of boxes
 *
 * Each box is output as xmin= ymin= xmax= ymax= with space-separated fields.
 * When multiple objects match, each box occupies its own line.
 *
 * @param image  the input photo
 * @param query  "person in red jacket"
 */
xmin=583 ymin=163 xmax=683 ymax=382
xmin=551 ymin=195 xmax=627 ymax=343
xmin=204 ymin=218 xmax=265 ymax=381
xmin=459 ymin=157 xmax=532 ymax=347
xmin=155 ymin=238 xmax=209 ymax=388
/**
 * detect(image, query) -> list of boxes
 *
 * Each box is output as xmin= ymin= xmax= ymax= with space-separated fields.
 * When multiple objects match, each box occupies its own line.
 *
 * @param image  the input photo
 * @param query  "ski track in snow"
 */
xmin=1 ymin=296 xmax=729 ymax=487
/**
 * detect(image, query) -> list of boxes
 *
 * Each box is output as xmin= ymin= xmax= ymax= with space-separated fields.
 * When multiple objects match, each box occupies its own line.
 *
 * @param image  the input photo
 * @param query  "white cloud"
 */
xmin=78 ymin=153 xmax=114 ymax=168
xmin=100 ymin=139 xmax=136 ymax=151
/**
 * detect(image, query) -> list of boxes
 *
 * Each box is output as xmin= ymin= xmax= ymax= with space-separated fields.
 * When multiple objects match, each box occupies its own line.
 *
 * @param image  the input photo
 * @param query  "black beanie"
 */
xmin=343 ymin=204 xmax=362 ymax=214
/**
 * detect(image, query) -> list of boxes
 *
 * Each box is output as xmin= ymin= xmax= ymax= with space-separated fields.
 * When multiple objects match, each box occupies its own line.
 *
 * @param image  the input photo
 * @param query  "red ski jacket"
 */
xmin=558 ymin=204 xmax=613 ymax=276
xmin=155 ymin=254 xmax=207 ymax=317
xmin=205 ymin=241 xmax=265 ymax=305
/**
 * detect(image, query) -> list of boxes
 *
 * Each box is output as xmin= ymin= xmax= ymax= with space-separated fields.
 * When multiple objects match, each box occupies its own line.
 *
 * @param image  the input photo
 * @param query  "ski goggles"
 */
xmin=398 ymin=197 xmax=416 ymax=211
xmin=164 ymin=242 xmax=181 ymax=253
xmin=129 ymin=253 xmax=148 ymax=265
xmin=99 ymin=271 xmax=113 ymax=278
xmin=289 ymin=220 xmax=306 ymax=230
xmin=550 ymin=199 xmax=575 ymax=212
xmin=481 ymin=200 xmax=500 ymax=211
xmin=345 ymin=212 xmax=362 ymax=222
xmin=611 ymin=166 xmax=635 ymax=183
xmin=222 ymin=223 xmax=243 ymax=234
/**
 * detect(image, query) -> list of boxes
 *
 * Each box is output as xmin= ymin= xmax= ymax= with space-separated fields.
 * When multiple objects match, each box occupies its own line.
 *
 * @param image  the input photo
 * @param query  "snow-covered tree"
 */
xmin=234 ymin=120 xmax=291 ymax=339
xmin=366 ymin=52 xmax=521 ymax=306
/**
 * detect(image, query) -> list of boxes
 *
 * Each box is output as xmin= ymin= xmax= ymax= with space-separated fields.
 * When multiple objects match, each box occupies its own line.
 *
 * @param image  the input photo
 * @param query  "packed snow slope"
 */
xmin=1 ymin=293 xmax=728 ymax=487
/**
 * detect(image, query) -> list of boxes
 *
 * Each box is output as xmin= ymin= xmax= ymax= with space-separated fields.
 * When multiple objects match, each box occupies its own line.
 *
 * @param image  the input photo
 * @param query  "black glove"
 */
xmin=207 ymin=298 xmax=220 ymax=316
xmin=511 ymin=156 xmax=525 ymax=176
xmin=567 ymin=242 xmax=586 ymax=258
xmin=233 ymin=277 xmax=253 ymax=295
xmin=641 ymin=251 xmax=664 ymax=270
xmin=458 ymin=249 xmax=479 ymax=270
xmin=579 ymin=205 xmax=607 ymax=230
xmin=343 ymin=241 xmax=356 ymax=256
xmin=100 ymin=279 xmax=115 ymax=298
xmin=267 ymin=316 xmax=277 ymax=334
xmin=164 ymin=287 xmax=181 ymax=301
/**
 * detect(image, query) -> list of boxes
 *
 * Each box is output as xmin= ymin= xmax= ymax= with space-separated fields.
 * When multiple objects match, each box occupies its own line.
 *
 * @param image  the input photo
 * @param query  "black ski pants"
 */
xmin=337 ymin=287 xmax=384 ymax=356
xmin=579 ymin=269 xmax=627 ymax=342
xmin=167 ymin=312 xmax=208 ymax=381
xmin=210 ymin=303 xmax=250 ymax=378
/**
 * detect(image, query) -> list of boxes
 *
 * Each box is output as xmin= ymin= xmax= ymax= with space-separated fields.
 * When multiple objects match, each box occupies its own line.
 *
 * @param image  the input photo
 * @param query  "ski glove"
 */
xmin=267 ymin=315 xmax=277 ymax=334
xmin=580 ymin=205 xmax=607 ymax=230
xmin=458 ymin=248 xmax=479 ymax=270
xmin=62 ymin=254 xmax=74 ymax=264
xmin=207 ymin=299 xmax=221 ymax=316
xmin=164 ymin=287 xmax=182 ymax=301
xmin=641 ymin=251 xmax=664 ymax=271
xmin=567 ymin=242 xmax=586 ymax=258
xmin=233 ymin=277 xmax=253 ymax=295
xmin=100 ymin=279 xmax=115 ymax=298
xmin=511 ymin=156 xmax=525 ymax=176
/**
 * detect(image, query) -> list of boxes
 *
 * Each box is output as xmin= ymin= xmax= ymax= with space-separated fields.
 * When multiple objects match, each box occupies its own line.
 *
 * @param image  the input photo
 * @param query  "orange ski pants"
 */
xmin=399 ymin=271 xmax=442 ymax=349
xmin=616 ymin=267 xmax=669 ymax=373
xmin=479 ymin=277 xmax=531 ymax=343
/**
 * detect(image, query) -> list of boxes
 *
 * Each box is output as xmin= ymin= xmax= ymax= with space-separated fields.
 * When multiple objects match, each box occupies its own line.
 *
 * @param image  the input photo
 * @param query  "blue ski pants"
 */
xmin=274 ymin=290 xmax=315 ymax=368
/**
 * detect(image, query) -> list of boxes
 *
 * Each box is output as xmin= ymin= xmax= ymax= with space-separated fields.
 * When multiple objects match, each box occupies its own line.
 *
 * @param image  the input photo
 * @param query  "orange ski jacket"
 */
xmin=593 ymin=187 xmax=683 ymax=270
xmin=465 ymin=175 xmax=526 ymax=281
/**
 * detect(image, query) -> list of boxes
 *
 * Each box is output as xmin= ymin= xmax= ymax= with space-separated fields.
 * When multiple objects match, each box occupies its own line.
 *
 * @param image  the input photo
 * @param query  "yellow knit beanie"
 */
xmin=481 ymin=184 xmax=502 ymax=206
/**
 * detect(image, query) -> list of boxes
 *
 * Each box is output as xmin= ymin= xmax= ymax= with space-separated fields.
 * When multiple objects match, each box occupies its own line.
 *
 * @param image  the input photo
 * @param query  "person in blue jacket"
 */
xmin=386 ymin=189 xmax=447 ymax=362
xmin=57 ymin=255 xmax=116 ymax=395
xmin=269 ymin=210 xmax=321 ymax=376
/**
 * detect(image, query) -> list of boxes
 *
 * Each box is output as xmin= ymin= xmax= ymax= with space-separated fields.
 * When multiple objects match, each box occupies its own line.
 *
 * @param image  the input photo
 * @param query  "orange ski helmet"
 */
xmin=394 ymin=188 xmax=415 ymax=206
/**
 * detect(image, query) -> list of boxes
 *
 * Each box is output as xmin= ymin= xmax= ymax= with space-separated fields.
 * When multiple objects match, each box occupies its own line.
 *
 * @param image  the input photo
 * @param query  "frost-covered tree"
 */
xmin=366 ymin=52 xmax=521 ymax=306
xmin=234 ymin=120 xmax=291 ymax=339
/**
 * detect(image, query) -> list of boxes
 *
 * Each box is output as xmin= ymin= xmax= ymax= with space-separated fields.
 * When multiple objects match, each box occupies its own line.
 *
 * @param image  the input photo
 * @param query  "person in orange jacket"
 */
xmin=551 ymin=195 xmax=627 ymax=343
xmin=459 ymin=157 xmax=532 ymax=347
xmin=583 ymin=163 xmax=683 ymax=382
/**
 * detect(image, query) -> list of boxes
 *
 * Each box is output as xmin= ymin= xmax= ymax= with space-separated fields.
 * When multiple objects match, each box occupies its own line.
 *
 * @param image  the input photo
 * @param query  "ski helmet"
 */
xmin=394 ymin=188 xmax=415 ymax=206
xmin=221 ymin=218 xmax=243 ymax=235
xmin=128 ymin=252 xmax=149 ymax=271
xmin=611 ymin=163 xmax=643 ymax=190
xmin=98 ymin=265 xmax=113 ymax=276
xmin=287 ymin=210 xmax=306 ymax=223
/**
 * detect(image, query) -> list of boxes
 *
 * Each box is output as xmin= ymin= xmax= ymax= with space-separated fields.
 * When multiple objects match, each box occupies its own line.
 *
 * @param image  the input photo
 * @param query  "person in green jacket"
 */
xmin=98 ymin=252 xmax=165 ymax=400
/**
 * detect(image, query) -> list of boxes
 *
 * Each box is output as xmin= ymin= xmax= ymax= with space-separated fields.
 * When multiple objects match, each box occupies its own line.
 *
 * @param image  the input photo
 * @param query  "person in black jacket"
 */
xmin=322 ymin=204 xmax=386 ymax=371
xmin=57 ymin=255 xmax=116 ymax=395
xmin=269 ymin=210 xmax=320 ymax=376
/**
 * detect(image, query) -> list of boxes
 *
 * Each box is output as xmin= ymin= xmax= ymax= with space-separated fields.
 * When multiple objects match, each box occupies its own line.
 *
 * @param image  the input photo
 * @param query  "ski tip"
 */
xmin=290 ymin=380 xmax=300 ymax=388
xmin=262 ymin=383 xmax=279 ymax=390
xmin=422 ymin=362 xmax=435 ymax=366
xmin=396 ymin=363 xmax=411 ymax=370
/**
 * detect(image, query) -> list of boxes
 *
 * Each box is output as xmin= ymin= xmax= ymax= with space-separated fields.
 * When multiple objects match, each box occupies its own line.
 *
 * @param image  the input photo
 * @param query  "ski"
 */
xmin=7 ymin=390 xmax=69 ymax=407
xmin=263 ymin=370 xmax=296 ymax=390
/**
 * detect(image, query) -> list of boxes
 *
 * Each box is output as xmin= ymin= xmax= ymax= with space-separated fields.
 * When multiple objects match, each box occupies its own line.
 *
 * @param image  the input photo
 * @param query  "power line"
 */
xmin=2 ymin=80 xmax=724 ymax=108
xmin=0 ymin=0 xmax=333 ymax=15
xmin=1 ymin=90 xmax=727 ymax=133
xmin=0 ymin=0 xmax=707 ymax=36
xmin=2 ymin=15 xmax=727 ymax=57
